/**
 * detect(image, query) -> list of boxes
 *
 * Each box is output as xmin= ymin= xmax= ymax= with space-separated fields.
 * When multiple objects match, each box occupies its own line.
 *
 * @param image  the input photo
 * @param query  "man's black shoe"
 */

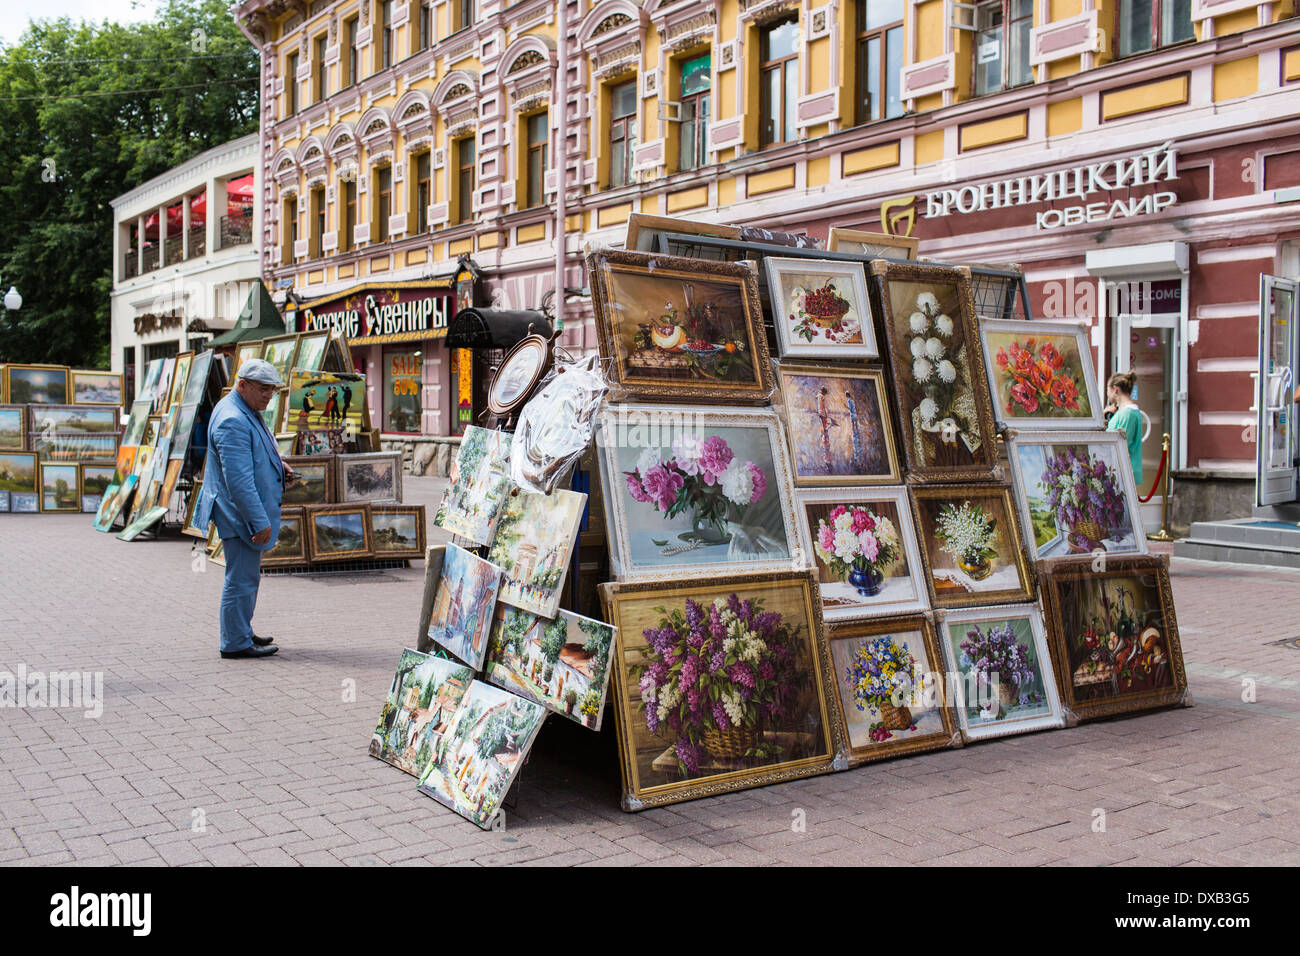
xmin=252 ymin=634 xmax=275 ymax=646
xmin=221 ymin=645 xmax=279 ymax=659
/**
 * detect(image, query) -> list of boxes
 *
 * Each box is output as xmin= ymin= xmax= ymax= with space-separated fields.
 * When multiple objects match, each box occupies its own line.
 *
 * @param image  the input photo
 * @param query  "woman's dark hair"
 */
xmin=1107 ymin=371 xmax=1136 ymax=396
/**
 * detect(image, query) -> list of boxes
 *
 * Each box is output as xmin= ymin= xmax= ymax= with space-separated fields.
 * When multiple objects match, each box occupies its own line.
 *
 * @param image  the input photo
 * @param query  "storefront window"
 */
xmin=384 ymin=348 xmax=423 ymax=434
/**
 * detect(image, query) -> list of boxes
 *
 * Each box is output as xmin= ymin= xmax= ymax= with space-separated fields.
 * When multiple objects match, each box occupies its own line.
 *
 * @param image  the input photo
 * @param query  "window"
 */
xmin=286 ymin=52 xmax=299 ymax=115
xmin=678 ymin=54 xmax=711 ymax=171
xmin=380 ymin=1 xmax=394 ymax=70
xmin=759 ymin=17 xmax=799 ymax=148
xmin=345 ymin=17 xmax=359 ymax=85
xmin=383 ymin=348 xmax=423 ymax=434
xmin=375 ymin=166 xmax=392 ymax=242
xmin=608 ymin=80 xmax=638 ymax=188
xmin=314 ymin=35 xmax=328 ymax=102
xmin=525 ymin=111 xmax=548 ymax=208
xmin=855 ymin=0 xmax=903 ymax=123
xmin=341 ymin=179 xmax=357 ymax=251
xmin=417 ymin=0 xmax=432 ymax=52
xmin=456 ymin=137 xmax=476 ymax=224
xmin=310 ymin=186 xmax=325 ymax=257
xmin=1119 ymin=0 xmax=1194 ymax=57
xmin=973 ymin=0 xmax=1034 ymax=96
xmin=414 ymin=152 xmax=431 ymax=233
xmin=454 ymin=0 xmax=474 ymax=32
xmin=282 ymin=196 xmax=297 ymax=260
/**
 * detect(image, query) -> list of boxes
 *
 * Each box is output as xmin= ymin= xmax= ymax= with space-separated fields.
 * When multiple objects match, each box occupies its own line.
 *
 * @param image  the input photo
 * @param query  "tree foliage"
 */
xmin=0 ymin=0 xmax=259 ymax=366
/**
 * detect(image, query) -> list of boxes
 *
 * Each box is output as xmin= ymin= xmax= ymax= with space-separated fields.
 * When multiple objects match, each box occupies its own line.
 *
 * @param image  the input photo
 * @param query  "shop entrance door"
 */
xmin=1115 ymin=312 xmax=1181 ymax=520
xmin=1256 ymin=276 xmax=1299 ymax=506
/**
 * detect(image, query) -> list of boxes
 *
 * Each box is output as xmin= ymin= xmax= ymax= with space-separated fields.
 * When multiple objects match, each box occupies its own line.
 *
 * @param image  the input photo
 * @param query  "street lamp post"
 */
xmin=1 ymin=279 xmax=21 ymax=312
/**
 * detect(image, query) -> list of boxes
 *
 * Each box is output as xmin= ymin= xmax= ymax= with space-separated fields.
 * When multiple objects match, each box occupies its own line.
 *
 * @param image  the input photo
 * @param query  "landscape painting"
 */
xmin=307 ymin=506 xmax=372 ymax=561
xmin=72 ymin=371 xmax=124 ymax=406
xmin=370 ymin=506 xmax=425 ymax=558
xmin=0 ymin=407 xmax=25 ymax=450
xmin=427 ymin=543 xmax=504 ymax=670
xmin=262 ymin=510 xmax=306 ymax=566
xmin=6 ymin=366 xmax=68 ymax=405
xmin=370 ymin=648 xmax=475 ymax=777
xmin=416 ymin=680 xmax=547 ymax=829
xmin=434 ymin=425 xmax=513 ymax=545
xmin=29 ymin=406 xmax=119 ymax=434
xmin=486 ymin=487 xmax=587 ymax=618
xmin=338 ymin=453 xmax=401 ymax=504
xmin=0 ymin=452 xmax=38 ymax=494
xmin=777 ymin=365 xmax=899 ymax=484
xmin=483 ymin=605 xmax=617 ymax=730
xmin=40 ymin=463 xmax=81 ymax=512
xmin=93 ymin=474 xmax=137 ymax=532
xmin=282 ymin=457 xmax=333 ymax=505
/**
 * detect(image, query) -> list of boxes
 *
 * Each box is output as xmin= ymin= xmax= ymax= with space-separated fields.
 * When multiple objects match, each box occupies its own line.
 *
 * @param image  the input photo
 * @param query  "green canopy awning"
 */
xmin=207 ymin=280 xmax=287 ymax=346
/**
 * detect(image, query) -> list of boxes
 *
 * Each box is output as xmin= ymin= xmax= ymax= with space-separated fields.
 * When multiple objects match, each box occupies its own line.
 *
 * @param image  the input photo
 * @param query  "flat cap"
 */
xmin=237 ymin=358 xmax=283 ymax=386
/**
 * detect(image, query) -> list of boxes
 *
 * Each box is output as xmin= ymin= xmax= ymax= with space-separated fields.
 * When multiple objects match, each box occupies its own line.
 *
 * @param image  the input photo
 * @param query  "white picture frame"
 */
xmin=764 ymin=257 xmax=879 ymax=360
xmin=979 ymin=318 xmax=1105 ymax=430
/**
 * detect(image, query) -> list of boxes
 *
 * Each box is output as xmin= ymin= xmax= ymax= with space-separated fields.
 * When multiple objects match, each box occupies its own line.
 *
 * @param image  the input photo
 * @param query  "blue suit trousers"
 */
xmin=220 ymin=533 xmax=263 ymax=653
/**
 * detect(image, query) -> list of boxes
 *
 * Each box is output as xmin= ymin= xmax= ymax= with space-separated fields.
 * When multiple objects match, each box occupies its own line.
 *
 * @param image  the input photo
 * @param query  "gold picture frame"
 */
xmin=305 ymin=503 xmax=373 ymax=562
xmin=775 ymin=363 xmax=901 ymax=485
xmin=369 ymin=504 xmax=427 ymax=559
xmin=826 ymin=227 xmax=919 ymax=260
xmin=2 ymin=364 xmax=70 ymax=405
xmin=623 ymin=212 xmax=742 ymax=253
xmin=70 ymin=370 xmax=125 ymax=407
xmin=263 ymin=506 xmax=309 ymax=567
xmin=38 ymin=461 xmax=82 ymax=513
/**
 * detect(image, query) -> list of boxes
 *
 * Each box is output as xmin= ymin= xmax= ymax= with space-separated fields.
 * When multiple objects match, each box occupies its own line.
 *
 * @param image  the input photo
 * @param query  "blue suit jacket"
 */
xmin=193 ymin=390 xmax=284 ymax=550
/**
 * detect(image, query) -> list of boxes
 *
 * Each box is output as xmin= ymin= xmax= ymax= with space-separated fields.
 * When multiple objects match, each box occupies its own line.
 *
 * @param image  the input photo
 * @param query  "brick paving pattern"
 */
xmin=2 ymin=476 xmax=1298 ymax=866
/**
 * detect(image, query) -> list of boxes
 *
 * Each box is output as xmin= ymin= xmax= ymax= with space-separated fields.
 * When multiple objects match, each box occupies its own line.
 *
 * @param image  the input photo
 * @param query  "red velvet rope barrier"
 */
xmin=1138 ymin=444 xmax=1168 ymax=503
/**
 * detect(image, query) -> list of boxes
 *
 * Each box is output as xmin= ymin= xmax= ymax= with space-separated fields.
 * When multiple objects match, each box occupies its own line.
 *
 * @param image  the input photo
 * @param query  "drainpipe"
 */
xmin=554 ymin=0 xmax=568 ymax=333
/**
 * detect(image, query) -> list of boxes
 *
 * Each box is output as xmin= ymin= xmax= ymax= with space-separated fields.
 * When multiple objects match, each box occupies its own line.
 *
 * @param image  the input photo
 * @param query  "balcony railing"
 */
xmin=218 ymin=208 xmax=253 ymax=249
xmin=188 ymin=223 xmax=206 ymax=258
xmin=164 ymin=234 xmax=185 ymax=266
xmin=142 ymin=244 xmax=159 ymax=272
xmin=123 ymin=251 xmax=140 ymax=280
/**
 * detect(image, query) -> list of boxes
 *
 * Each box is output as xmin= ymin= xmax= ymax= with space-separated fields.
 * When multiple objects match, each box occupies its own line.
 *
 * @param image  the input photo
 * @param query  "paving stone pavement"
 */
xmin=2 ymin=476 xmax=1299 ymax=866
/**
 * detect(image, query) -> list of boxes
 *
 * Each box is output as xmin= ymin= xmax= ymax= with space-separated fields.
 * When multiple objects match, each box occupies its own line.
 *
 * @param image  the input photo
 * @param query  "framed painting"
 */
xmin=294 ymin=332 xmax=330 ymax=373
xmin=261 ymin=387 xmax=287 ymax=432
xmin=0 ymin=405 xmax=26 ymax=450
xmin=764 ymin=257 xmax=878 ymax=360
xmin=288 ymin=370 xmax=366 ymax=434
xmin=71 ymin=370 xmax=124 ymax=407
xmin=207 ymin=524 xmax=226 ymax=566
xmin=910 ymin=484 xmax=1035 ymax=608
xmin=81 ymin=464 xmax=115 ymax=508
xmin=181 ymin=479 xmax=206 ymax=537
xmin=305 ymin=504 xmax=373 ymax=562
xmin=153 ymin=358 xmax=175 ymax=414
xmin=166 ymin=352 xmax=194 ymax=410
xmin=170 ymin=403 xmax=201 ymax=458
xmin=937 ymin=603 xmax=1065 ymax=742
xmin=11 ymin=492 xmax=38 ymax=512
xmin=4 ymin=365 xmax=68 ymax=405
xmin=871 ymin=261 xmax=998 ymax=481
xmin=282 ymin=455 xmax=335 ymax=506
xmin=416 ymin=679 xmax=548 ymax=830
xmin=159 ymin=459 xmax=183 ymax=509
xmin=980 ymin=318 xmax=1103 ymax=429
xmin=28 ymin=405 xmax=119 ymax=435
xmin=370 ymin=648 xmax=476 ymax=776
xmin=596 ymin=404 xmax=804 ymax=581
xmin=276 ymin=433 xmax=297 ymax=456
xmin=600 ymin=570 xmax=838 ymax=811
xmin=483 ymin=605 xmax=618 ymax=731
xmin=1039 ymin=555 xmax=1187 ymax=721
xmin=261 ymin=334 xmax=300 ymax=382
xmin=797 ymin=486 xmax=929 ymax=620
xmin=1006 ymin=431 xmax=1147 ymax=561
xmin=39 ymin=462 xmax=81 ymax=512
xmin=486 ymin=487 xmax=586 ymax=618
xmin=234 ymin=342 xmax=261 ymax=379
xmin=121 ymin=400 xmax=151 ymax=448
xmin=434 ymin=425 xmax=513 ymax=545
xmin=369 ymin=505 xmax=426 ymax=559
xmin=776 ymin=364 xmax=900 ymax=484
xmin=623 ymin=211 xmax=742 ymax=253
xmin=826 ymin=227 xmax=919 ymax=261
xmin=93 ymin=474 xmax=137 ymax=532
xmin=336 ymin=452 xmax=401 ymax=504
xmin=182 ymin=351 xmax=214 ymax=407
xmin=826 ymin=615 xmax=956 ymax=766
xmin=487 ymin=334 xmax=552 ymax=418
xmin=426 ymin=542 xmax=504 ymax=669
xmin=0 ymin=452 xmax=39 ymax=498
xmin=588 ymin=248 xmax=775 ymax=405
xmin=262 ymin=507 xmax=308 ymax=567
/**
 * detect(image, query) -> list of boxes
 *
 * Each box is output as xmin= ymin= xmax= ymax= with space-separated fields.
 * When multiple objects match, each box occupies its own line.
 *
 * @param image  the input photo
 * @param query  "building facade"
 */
xmin=110 ymin=134 xmax=262 ymax=400
xmin=233 ymin=0 xmax=1299 ymax=521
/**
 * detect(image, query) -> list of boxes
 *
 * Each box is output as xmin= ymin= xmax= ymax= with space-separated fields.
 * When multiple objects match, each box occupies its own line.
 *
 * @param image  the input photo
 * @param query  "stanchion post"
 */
xmin=1148 ymin=432 xmax=1177 ymax=542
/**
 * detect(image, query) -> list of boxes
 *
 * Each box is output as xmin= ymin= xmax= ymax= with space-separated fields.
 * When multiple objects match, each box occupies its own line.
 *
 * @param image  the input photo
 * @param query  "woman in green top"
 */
xmin=1105 ymin=371 xmax=1144 ymax=488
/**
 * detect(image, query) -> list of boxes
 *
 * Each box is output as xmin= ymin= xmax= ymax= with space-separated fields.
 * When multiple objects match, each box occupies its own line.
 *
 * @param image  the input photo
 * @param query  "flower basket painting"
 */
xmin=1039 ymin=556 xmax=1186 ymax=720
xmin=434 ymin=425 xmax=513 ymax=545
xmin=370 ymin=648 xmax=475 ymax=777
xmin=980 ymin=319 xmax=1103 ymax=429
xmin=765 ymin=258 xmax=878 ymax=360
xmin=597 ymin=406 xmax=802 ymax=580
xmin=1008 ymin=432 xmax=1146 ymax=560
xmin=827 ymin=617 xmax=954 ymax=764
xmin=938 ymin=605 xmax=1064 ymax=742
xmin=600 ymin=572 xmax=836 ymax=809
xmin=589 ymin=249 xmax=774 ymax=405
xmin=486 ymin=487 xmax=587 ymax=618
xmin=799 ymin=487 xmax=929 ymax=619
xmin=911 ymin=485 xmax=1034 ymax=608
xmin=872 ymin=261 xmax=998 ymax=481
xmin=776 ymin=365 xmax=900 ymax=484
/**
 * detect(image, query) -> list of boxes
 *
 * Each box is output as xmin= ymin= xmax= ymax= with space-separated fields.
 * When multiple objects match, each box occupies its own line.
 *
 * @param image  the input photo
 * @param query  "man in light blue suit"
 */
xmin=193 ymin=359 xmax=297 ymax=659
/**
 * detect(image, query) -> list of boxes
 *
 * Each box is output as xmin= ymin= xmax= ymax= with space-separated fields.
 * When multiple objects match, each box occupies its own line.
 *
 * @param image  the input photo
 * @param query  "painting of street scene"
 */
xmin=416 ymin=680 xmax=547 ymax=829
xmin=434 ymin=425 xmax=513 ymax=545
xmin=289 ymin=370 xmax=366 ymax=434
xmin=370 ymin=649 xmax=475 ymax=777
xmin=486 ymin=487 xmax=587 ymax=618
xmin=427 ymin=543 xmax=503 ymax=669
xmin=484 ymin=606 xmax=617 ymax=730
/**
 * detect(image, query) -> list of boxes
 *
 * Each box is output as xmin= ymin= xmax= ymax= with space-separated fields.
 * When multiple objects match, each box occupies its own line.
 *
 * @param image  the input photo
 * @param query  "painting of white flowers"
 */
xmin=765 ymin=258 xmax=878 ymax=360
xmin=871 ymin=261 xmax=998 ymax=482
xmin=597 ymin=405 xmax=805 ymax=581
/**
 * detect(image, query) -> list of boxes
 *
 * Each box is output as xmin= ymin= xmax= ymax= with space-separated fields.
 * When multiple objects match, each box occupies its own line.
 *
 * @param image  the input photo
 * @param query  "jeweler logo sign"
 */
xmin=49 ymin=887 xmax=151 ymax=937
xmin=0 ymin=664 xmax=103 ymax=719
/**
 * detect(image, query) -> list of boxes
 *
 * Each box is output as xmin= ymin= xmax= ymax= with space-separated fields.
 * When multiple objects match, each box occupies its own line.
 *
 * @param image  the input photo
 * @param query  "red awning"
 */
xmin=140 ymin=174 xmax=255 ymax=239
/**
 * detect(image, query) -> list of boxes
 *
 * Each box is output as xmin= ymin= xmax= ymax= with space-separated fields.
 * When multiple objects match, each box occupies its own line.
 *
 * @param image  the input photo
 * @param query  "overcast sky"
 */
xmin=0 ymin=0 xmax=158 ymax=47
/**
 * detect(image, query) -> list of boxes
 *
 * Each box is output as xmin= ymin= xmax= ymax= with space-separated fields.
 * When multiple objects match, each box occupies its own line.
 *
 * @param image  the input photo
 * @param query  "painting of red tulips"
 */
xmin=980 ymin=319 xmax=1104 ymax=429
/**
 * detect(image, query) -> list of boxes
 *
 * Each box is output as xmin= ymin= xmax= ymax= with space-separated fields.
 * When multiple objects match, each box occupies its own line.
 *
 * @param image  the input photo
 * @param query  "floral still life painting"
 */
xmin=483 ymin=605 xmax=617 ymax=730
xmin=911 ymin=485 xmax=1034 ymax=608
xmin=1008 ymin=433 xmax=1146 ymax=560
xmin=434 ymin=426 xmax=514 ymax=545
xmin=827 ymin=617 xmax=954 ymax=764
xmin=416 ymin=680 xmax=547 ymax=829
xmin=427 ymin=543 xmax=504 ymax=670
xmin=601 ymin=572 xmax=835 ymax=810
xmin=981 ymin=319 xmax=1103 ymax=429
xmin=776 ymin=365 xmax=899 ymax=484
xmin=765 ymin=258 xmax=878 ymax=360
xmin=486 ymin=486 xmax=587 ymax=618
xmin=370 ymin=649 xmax=475 ymax=777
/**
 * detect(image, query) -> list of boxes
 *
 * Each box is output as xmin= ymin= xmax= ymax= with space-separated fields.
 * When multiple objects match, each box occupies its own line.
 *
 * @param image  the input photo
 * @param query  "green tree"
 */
xmin=579 ymin=618 xmax=613 ymax=686
xmin=0 ymin=0 xmax=259 ymax=366
xmin=540 ymin=618 xmax=567 ymax=667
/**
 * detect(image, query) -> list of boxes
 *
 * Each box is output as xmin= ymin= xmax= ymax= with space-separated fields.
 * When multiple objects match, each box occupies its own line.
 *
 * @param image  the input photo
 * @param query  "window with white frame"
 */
xmin=608 ymin=80 xmax=638 ymax=188
xmin=973 ymin=0 xmax=1033 ymax=96
xmin=678 ymin=53 xmax=711 ymax=172
xmin=1118 ymin=0 xmax=1194 ymax=58
xmin=855 ymin=0 xmax=904 ymax=124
